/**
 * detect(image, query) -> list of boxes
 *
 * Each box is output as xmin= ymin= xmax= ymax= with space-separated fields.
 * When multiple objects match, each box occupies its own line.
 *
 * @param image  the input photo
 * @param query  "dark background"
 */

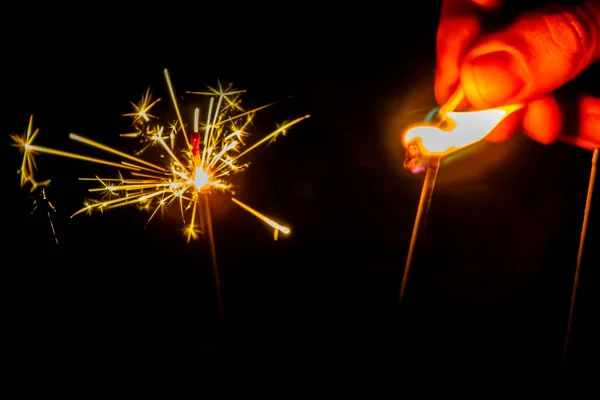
xmin=4 ymin=1 xmax=598 ymax=377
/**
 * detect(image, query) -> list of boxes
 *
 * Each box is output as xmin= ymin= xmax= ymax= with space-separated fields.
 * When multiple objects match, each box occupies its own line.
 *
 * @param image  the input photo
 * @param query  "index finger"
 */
xmin=435 ymin=0 xmax=503 ymax=104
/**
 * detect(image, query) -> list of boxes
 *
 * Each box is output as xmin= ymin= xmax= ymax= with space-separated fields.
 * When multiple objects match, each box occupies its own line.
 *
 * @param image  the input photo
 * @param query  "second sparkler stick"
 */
xmin=398 ymin=88 xmax=465 ymax=304
xmin=562 ymin=147 xmax=598 ymax=364
xmin=398 ymin=156 xmax=440 ymax=303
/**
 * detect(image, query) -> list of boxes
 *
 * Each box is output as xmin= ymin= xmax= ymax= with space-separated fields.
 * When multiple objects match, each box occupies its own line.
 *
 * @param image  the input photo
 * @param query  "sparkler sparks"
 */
xmin=31 ymin=188 xmax=59 ymax=244
xmin=22 ymin=69 xmax=310 ymax=243
xmin=12 ymin=115 xmax=59 ymax=244
xmin=11 ymin=115 xmax=51 ymax=191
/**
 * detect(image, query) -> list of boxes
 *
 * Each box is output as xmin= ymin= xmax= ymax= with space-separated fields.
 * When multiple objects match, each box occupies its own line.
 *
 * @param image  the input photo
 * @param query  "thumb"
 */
xmin=460 ymin=2 xmax=600 ymax=109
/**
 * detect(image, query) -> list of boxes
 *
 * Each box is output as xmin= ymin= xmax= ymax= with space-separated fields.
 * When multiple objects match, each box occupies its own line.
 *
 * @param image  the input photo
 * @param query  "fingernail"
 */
xmin=465 ymin=51 xmax=526 ymax=106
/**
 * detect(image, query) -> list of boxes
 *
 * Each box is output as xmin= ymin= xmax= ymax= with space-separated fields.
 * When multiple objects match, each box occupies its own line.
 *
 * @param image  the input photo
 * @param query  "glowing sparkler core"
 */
xmin=402 ymin=104 xmax=523 ymax=157
xmin=193 ymin=167 xmax=212 ymax=191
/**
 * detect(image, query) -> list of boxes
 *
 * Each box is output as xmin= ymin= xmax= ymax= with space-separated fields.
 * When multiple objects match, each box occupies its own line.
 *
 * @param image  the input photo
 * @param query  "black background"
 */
xmin=4 ymin=1 xmax=599 ymax=379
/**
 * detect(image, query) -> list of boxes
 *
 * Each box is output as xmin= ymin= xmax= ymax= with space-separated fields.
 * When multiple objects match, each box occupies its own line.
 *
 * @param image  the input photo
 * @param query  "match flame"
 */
xmin=402 ymin=104 xmax=523 ymax=156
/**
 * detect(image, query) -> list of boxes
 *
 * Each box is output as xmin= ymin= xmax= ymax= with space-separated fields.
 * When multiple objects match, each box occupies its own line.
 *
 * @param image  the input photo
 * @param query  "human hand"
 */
xmin=435 ymin=0 xmax=600 ymax=150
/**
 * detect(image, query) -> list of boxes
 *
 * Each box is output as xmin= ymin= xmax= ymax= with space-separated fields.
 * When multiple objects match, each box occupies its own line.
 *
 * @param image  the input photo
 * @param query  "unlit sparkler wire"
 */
xmin=399 ymin=156 xmax=440 ymax=303
xmin=399 ymin=88 xmax=465 ymax=304
xmin=203 ymin=195 xmax=224 ymax=316
xmin=563 ymin=148 xmax=598 ymax=362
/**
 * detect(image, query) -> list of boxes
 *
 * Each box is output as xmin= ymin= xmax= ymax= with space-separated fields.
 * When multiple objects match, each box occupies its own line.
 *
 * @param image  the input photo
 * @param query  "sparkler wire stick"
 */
xmin=399 ymin=88 xmax=465 ymax=304
xmin=203 ymin=195 xmax=224 ymax=316
xmin=163 ymin=70 xmax=226 ymax=317
xmin=399 ymin=156 xmax=440 ymax=303
xmin=563 ymin=147 xmax=598 ymax=362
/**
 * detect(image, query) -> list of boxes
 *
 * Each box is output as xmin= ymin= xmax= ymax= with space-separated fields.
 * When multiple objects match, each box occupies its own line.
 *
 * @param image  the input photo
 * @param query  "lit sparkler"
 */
xmin=19 ymin=69 xmax=309 ymax=315
xmin=25 ymin=69 xmax=309 ymax=242
xmin=12 ymin=115 xmax=59 ymax=244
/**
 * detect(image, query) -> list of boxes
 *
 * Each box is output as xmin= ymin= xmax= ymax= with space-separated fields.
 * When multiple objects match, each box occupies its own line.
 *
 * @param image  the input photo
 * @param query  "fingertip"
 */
xmin=485 ymin=109 xmax=523 ymax=142
xmin=580 ymin=96 xmax=600 ymax=114
xmin=522 ymin=96 xmax=562 ymax=144
xmin=471 ymin=0 xmax=503 ymax=9
xmin=578 ymin=95 xmax=600 ymax=147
